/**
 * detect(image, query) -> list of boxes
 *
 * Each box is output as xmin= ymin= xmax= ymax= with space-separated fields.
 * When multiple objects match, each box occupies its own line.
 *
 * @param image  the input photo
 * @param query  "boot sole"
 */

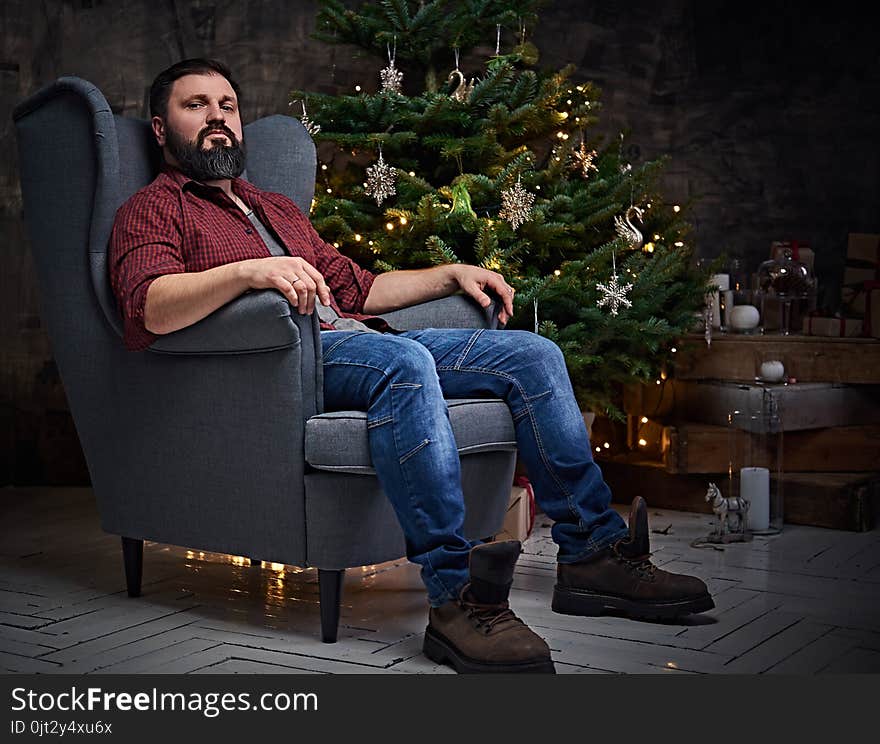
xmin=552 ymin=585 xmax=715 ymax=621
xmin=423 ymin=627 xmax=556 ymax=674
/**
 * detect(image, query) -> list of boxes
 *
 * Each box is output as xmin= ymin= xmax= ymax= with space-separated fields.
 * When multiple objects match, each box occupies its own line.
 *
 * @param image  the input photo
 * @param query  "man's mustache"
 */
xmin=198 ymin=125 xmax=239 ymax=147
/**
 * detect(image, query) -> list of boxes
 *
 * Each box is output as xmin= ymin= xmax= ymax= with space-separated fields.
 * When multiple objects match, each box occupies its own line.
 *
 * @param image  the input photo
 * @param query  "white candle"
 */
xmin=741 ymin=467 xmax=770 ymax=531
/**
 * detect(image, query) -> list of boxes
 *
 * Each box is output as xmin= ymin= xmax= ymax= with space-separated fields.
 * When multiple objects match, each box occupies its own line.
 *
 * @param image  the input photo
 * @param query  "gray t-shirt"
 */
xmin=246 ymin=209 xmax=380 ymax=334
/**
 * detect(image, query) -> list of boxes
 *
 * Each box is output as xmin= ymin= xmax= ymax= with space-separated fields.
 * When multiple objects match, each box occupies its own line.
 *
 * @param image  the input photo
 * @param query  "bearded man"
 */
xmin=109 ymin=58 xmax=713 ymax=675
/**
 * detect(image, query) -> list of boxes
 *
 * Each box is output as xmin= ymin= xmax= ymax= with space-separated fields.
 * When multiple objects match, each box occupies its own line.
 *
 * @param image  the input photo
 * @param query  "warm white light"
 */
xmin=333 ymin=242 xmax=340 ymax=248
xmin=603 ymin=442 xmax=610 ymax=449
xmin=355 ymin=85 xmax=362 ymax=92
xmin=535 ymin=185 xmax=541 ymax=190
xmin=641 ymin=417 xmax=648 ymax=424
xmin=644 ymin=242 xmax=655 ymax=253
xmin=560 ymin=111 xmax=569 ymax=118
xmin=671 ymin=347 xmax=677 ymax=353
xmin=654 ymin=234 xmax=661 ymax=240
xmin=408 ymin=171 xmax=415 ymax=176
xmin=566 ymin=99 xmax=572 ymax=105
xmin=386 ymin=222 xmax=394 ymax=230
xmin=326 ymin=188 xmax=332 ymax=193
xmin=399 ymin=216 xmax=407 ymax=225
xmin=554 ymin=269 xmax=561 ymax=276
xmin=595 ymin=447 xmax=601 ymax=453
xmin=321 ymin=164 xmax=328 ymax=170
xmin=673 ymin=205 xmax=681 ymax=212
xmin=368 ymin=240 xmax=374 ymax=245
xmin=638 ymin=438 xmax=647 ymax=446
xmin=674 ymin=241 xmax=684 ymax=247
xmin=354 ymin=233 xmax=362 ymax=241
xmin=656 ymin=380 xmax=661 ymax=385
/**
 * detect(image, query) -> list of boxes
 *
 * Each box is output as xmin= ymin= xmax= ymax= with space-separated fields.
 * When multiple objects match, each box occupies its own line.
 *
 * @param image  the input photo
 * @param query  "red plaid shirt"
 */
xmin=109 ymin=164 xmax=382 ymax=351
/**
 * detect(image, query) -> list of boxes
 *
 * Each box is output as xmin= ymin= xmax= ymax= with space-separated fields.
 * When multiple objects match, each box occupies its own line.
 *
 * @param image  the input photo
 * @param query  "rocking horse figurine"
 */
xmin=704 ymin=482 xmax=753 ymax=543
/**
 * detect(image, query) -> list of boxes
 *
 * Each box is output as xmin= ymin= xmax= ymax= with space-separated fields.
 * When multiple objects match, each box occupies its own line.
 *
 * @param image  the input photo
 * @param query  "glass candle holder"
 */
xmin=727 ymin=396 xmax=784 ymax=535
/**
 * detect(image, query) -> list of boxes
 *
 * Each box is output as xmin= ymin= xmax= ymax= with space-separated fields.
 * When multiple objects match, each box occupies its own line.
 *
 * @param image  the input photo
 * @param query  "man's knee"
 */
xmin=505 ymin=330 xmax=566 ymax=365
xmin=385 ymin=336 xmax=438 ymax=380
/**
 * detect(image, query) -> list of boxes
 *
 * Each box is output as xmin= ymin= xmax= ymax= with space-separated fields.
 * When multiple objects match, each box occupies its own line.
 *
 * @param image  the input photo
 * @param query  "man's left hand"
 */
xmin=452 ymin=265 xmax=515 ymax=326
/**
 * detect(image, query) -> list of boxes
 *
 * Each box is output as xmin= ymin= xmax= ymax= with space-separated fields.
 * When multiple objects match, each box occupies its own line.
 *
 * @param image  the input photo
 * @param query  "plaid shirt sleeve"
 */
xmin=289 ymin=204 xmax=377 ymax=314
xmin=108 ymin=189 xmax=186 ymax=351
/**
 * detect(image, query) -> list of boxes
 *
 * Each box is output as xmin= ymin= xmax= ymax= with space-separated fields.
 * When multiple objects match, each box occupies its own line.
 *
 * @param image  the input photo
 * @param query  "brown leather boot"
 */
xmin=423 ymin=540 xmax=555 ymax=673
xmin=552 ymin=496 xmax=714 ymax=620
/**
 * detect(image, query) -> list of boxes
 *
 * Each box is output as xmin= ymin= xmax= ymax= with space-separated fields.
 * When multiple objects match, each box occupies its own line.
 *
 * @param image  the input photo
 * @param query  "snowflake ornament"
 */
xmin=380 ymin=39 xmax=403 ymax=94
xmin=498 ymin=174 xmax=535 ymax=230
xmin=365 ymin=146 xmax=396 ymax=206
xmin=572 ymin=140 xmax=598 ymax=179
xmin=596 ymin=252 xmax=633 ymax=316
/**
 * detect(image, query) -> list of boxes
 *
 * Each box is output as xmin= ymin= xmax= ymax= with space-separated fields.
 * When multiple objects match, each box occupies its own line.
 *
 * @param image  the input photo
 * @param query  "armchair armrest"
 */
xmin=147 ymin=289 xmax=315 ymax=356
xmin=378 ymin=292 xmax=503 ymax=331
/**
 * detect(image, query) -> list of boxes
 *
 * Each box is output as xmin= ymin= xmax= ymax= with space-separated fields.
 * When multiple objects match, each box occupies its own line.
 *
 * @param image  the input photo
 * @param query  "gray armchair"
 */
xmin=12 ymin=77 xmax=517 ymax=642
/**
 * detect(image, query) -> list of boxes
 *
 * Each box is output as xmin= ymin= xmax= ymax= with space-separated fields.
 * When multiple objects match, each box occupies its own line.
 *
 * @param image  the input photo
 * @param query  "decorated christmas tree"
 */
xmin=293 ymin=0 xmax=709 ymax=418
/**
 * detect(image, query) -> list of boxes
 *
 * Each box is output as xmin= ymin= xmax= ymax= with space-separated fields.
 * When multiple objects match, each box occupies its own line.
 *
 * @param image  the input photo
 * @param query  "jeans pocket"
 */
xmin=399 ymin=437 xmax=431 ymax=464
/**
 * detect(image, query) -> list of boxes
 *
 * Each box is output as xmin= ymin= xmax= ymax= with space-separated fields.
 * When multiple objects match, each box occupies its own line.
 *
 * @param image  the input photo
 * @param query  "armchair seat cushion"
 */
xmin=305 ymin=398 xmax=516 ymax=475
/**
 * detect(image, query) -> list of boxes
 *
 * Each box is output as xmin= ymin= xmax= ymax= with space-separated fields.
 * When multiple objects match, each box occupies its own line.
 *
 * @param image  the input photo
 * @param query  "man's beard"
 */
xmin=165 ymin=123 xmax=246 ymax=181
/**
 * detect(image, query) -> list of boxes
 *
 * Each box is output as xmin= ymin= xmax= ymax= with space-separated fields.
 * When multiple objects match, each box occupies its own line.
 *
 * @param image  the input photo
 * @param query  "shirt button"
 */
xmin=245 ymin=228 xmax=253 ymax=234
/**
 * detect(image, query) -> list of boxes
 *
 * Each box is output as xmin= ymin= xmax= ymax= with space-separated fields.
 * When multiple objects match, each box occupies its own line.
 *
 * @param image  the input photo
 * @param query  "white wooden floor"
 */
xmin=1 ymin=486 xmax=879 ymax=674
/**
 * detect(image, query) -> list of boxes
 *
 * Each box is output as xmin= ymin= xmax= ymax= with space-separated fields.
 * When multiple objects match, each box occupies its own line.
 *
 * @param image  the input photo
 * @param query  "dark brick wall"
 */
xmin=3 ymin=0 xmax=877 ymax=484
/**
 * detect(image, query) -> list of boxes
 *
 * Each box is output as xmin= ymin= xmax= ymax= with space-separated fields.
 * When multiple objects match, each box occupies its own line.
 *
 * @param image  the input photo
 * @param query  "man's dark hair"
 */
xmin=149 ymin=58 xmax=241 ymax=119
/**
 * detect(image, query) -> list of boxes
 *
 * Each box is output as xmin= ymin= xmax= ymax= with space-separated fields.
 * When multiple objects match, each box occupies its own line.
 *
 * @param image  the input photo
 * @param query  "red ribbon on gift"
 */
xmin=863 ymin=280 xmax=880 ymax=337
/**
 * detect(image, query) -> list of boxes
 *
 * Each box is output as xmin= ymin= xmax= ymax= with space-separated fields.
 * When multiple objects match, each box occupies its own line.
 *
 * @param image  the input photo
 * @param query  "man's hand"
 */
xmin=451 ymin=264 xmax=516 ymax=325
xmin=240 ymin=256 xmax=331 ymax=315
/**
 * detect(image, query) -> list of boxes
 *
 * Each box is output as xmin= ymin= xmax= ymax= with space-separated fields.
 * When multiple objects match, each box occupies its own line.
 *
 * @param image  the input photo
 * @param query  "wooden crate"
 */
xmin=674 ymin=333 xmax=880 ymax=384
xmin=599 ymin=456 xmax=879 ymax=531
xmin=661 ymin=423 xmax=880 ymax=474
xmin=624 ymin=379 xmax=880 ymax=432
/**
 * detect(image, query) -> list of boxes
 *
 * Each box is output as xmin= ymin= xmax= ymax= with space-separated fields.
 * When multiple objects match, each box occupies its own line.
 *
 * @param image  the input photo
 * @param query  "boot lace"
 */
xmin=461 ymin=597 xmax=523 ymax=635
xmin=612 ymin=544 xmax=658 ymax=581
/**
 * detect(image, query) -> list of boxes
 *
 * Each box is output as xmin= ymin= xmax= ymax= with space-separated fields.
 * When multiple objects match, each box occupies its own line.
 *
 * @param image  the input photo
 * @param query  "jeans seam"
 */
xmin=324 ymin=331 xmax=372 ymax=357
xmin=399 ymin=437 xmax=431 ymax=464
xmin=452 ymin=329 xmax=484 ymax=369
xmin=437 ymin=363 xmax=581 ymax=523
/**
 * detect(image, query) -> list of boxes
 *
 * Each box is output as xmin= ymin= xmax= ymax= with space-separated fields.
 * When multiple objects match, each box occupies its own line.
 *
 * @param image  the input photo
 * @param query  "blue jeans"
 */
xmin=321 ymin=328 xmax=629 ymax=607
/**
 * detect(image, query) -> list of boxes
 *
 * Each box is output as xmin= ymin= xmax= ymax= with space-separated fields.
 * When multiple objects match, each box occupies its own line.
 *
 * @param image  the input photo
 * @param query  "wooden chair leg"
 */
xmin=318 ymin=568 xmax=344 ymax=643
xmin=121 ymin=536 xmax=143 ymax=597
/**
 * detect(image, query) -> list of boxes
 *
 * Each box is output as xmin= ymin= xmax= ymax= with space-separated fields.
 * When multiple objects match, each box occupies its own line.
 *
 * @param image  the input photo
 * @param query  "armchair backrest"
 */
xmin=14 ymin=76 xmax=317 ymax=344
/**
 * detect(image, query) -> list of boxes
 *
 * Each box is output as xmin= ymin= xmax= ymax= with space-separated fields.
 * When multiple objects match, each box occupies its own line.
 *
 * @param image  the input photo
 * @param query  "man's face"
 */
xmin=152 ymin=72 xmax=246 ymax=181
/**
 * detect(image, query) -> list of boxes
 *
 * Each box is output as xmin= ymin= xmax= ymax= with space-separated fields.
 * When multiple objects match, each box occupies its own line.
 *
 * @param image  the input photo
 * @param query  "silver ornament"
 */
xmin=297 ymin=100 xmax=320 ymax=136
xmin=596 ymin=251 xmax=633 ymax=316
xmin=380 ymin=38 xmax=403 ymax=94
xmin=447 ymin=48 xmax=476 ymax=103
xmin=614 ymin=205 xmax=644 ymax=249
xmin=365 ymin=146 xmax=396 ymax=206
xmin=498 ymin=174 xmax=535 ymax=230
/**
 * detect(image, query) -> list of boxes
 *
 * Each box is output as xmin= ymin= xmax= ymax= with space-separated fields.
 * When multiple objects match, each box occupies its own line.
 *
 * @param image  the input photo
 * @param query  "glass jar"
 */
xmin=756 ymin=248 xmax=813 ymax=335
xmin=727 ymin=395 xmax=784 ymax=535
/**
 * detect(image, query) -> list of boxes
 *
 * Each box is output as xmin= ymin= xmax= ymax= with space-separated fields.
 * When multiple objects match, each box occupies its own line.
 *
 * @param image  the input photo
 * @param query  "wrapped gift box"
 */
xmin=842 ymin=233 xmax=880 ymax=314
xmin=865 ymin=281 xmax=880 ymax=339
xmin=771 ymin=239 xmax=815 ymax=274
xmin=497 ymin=484 xmax=533 ymax=543
xmin=802 ymin=315 xmax=863 ymax=337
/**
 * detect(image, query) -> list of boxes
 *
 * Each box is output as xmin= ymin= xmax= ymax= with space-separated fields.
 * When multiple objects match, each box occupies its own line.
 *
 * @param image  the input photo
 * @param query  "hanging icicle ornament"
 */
xmin=447 ymin=47 xmax=476 ymax=103
xmin=364 ymin=144 xmax=396 ymax=206
xmin=498 ymin=174 xmax=535 ymax=230
xmin=379 ymin=36 xmax=403 ymax=94
xmin=572 ymin=136 xmax=598 ymax=180
xmin=297 ymin=99 xmax=321 ymax=136
xmin=614 ymin=205 xmax=644 ymax=249
xmin=533 ymin=298 xmax=539 ymax=334
xmin=596 ymin=250 xmax=633 ymax=316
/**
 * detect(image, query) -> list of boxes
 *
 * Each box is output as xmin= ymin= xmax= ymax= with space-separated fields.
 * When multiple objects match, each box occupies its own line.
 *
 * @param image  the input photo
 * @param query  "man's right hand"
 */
xmin=240 ymin=256 xmax=331 ymax=315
